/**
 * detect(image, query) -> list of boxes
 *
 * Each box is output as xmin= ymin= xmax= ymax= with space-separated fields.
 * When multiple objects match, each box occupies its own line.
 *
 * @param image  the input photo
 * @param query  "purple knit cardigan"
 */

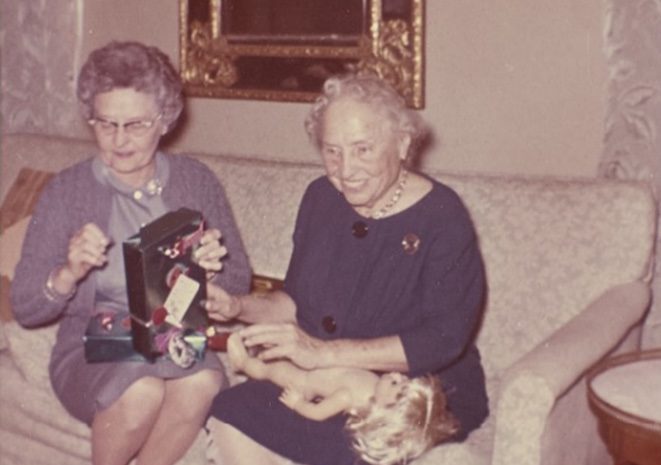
xmin=11 ymin=153 xmax=251 ymax=376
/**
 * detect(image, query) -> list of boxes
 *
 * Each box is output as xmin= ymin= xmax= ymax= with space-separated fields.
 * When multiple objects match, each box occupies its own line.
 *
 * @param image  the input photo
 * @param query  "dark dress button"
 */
xmin=322 ymin=316 xmax=337 ymax=334
xmin=352 ymin=221 xmax=369 ymax=238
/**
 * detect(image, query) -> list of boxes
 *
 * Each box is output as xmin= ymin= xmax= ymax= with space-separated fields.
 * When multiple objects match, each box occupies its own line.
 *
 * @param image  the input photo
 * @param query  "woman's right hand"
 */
xmin=66 ymin=223 xmax=110 ymax=280
xmin=49 ymin=223 xmax=110 ymax=296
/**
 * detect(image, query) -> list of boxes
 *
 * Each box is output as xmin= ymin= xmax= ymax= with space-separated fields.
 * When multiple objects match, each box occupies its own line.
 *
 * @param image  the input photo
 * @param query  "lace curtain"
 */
xmin=599 ymin=0 xmax=661 ymax=348
xmin=0 ymin=0 xmax=85 ymax=136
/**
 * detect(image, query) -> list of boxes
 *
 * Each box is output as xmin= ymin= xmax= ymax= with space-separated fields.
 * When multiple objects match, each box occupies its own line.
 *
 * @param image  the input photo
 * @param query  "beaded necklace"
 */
xmin=371 ymin=169 xmax=408 ymax=219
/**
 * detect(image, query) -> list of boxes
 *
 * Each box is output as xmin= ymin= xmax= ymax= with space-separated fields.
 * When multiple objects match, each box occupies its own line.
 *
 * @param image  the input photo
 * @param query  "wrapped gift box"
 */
xmin=83 ymin=311 xmax=145 ymax=363
xmin=83 ymin=311 xmax=207 ymax=365
xmin=123 ymin=208 xmax=209 ymax=361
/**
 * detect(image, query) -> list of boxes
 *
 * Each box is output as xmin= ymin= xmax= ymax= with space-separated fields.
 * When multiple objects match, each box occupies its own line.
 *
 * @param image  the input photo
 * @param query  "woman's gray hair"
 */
xmin=76 ymin=41 xmax=183 ymax=132
xmin=304 ymin=74 xmax=427 ymax=159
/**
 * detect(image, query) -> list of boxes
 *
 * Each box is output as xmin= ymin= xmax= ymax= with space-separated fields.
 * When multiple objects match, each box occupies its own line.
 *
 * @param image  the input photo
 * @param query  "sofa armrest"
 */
xmin=491 ymin=281 xmax=650 ymax=465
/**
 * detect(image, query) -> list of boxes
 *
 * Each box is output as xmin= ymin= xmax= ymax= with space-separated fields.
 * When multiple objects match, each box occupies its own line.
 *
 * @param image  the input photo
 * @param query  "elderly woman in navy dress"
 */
xmin=205 ymin=74 xmax=489 ymax=465
xmin=11 ymin=41 xmax=250 ymax=465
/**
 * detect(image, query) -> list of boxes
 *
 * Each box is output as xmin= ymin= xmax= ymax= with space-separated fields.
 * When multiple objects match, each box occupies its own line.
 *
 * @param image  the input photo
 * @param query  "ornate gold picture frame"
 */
xmin=179 ymin=0 xmax=425 ymax=108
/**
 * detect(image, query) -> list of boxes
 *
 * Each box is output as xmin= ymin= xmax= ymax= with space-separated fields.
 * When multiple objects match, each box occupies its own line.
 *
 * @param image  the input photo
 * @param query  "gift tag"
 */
xmin=164 ymin=273 xmax=200 ymax=327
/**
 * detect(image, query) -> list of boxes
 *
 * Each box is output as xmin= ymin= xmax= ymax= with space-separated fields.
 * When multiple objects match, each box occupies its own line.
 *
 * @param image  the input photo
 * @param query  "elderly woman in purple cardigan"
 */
xmin=11 ymin=41 xmax=251 ymax=465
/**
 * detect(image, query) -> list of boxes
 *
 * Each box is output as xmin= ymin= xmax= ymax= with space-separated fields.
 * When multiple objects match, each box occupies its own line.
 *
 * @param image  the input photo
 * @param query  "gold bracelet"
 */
xmin=44 ymin=269 xmax=76 ymax=302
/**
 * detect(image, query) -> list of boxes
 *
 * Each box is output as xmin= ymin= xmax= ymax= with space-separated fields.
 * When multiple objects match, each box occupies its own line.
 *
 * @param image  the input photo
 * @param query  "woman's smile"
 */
xmin=340 ymin=178 xmax=369 ymax=191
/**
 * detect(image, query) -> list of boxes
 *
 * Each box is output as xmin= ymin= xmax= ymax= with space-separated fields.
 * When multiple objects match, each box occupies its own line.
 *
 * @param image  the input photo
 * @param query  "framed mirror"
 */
xmin=179 ymin=0 xmax=424 ymax=108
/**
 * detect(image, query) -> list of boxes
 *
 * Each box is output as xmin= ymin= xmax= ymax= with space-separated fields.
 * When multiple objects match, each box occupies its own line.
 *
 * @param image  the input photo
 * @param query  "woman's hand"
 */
xmin=194 ymin=228 xmax=227 ymax=280
xmin=65 ymin=223 xmax=110 ymax=281
xmin=226 ymin=332 xmax=250 ymax=371
xmin=205 ymin=283 xmax=242 ymax=322
xmin=48 ymin=223 xmax=110 ymax=297
xmin=239 ymin=323 xmax=325 ymax=370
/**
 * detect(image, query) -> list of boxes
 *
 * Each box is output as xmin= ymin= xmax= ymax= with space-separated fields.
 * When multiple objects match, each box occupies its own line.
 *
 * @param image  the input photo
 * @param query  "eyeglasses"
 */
xmin=88 ymin=113 xmax=162 ymax=137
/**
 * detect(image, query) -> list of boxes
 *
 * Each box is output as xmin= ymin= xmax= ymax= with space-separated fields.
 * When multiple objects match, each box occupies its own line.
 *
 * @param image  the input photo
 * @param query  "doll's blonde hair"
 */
xmin=345 ymin=375 xmax=458 ymax=465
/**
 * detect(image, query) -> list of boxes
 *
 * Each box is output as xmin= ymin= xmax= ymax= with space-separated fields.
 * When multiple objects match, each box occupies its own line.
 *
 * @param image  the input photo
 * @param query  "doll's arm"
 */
xmin=279 ymin=386 xmax=352 ymax=421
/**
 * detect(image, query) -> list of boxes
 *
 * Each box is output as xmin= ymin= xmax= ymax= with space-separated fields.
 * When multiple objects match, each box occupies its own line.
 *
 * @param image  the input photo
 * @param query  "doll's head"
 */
xmin=345 ymin=374 xmax=458 ymax=465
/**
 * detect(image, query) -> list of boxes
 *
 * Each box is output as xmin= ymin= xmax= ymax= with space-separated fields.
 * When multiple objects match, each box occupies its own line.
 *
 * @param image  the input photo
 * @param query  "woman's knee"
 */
xmin=174 ymin=369 xmax=224 ymax=400
xmin=194 ymin=369 xmax=225 ymax=398
xmin=163 ymin=370 xmax=224 ymax=420
xmin=105 ymin=377 xmax=165 ymax=431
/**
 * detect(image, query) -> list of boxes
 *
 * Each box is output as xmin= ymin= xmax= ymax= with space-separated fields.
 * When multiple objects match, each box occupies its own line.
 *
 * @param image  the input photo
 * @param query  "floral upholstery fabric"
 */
xmin=439 ymin=174 xmax=655 ymax=379
xmin=198 ymin=154 xmax=324 ymax=280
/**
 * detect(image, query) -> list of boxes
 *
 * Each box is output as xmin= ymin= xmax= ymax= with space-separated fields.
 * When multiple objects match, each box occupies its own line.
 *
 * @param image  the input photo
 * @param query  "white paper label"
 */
xmin=164 ymin=273 xmax=199 ymax=327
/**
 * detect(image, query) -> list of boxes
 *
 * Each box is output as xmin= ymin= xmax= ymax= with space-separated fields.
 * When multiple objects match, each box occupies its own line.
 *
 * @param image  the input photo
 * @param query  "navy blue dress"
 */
xmin=210 ymin=176 xmax=488 ymax=465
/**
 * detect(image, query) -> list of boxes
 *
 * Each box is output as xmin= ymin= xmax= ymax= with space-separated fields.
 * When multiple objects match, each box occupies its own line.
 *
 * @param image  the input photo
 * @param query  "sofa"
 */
xmin=0 ymin=132 xmax=656 ymax=465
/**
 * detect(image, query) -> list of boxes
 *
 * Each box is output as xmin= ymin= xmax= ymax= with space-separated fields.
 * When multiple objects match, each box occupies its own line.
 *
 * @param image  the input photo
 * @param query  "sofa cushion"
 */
xmin=0 ymin=276 xmax=10 ymax=351
xmin=1 ymin=193 xmax=51 ymax=374
xmin=198 ymin=153 xmax=324 ymax=279
xmin=0 ymin=167 xmax=53 ymax=353
xmin=4 ymin=320 xmax=57 ymax=385
xmin=0 ymin=214 xmax=31 ymax=281
xmin=0 ymin=168 xmax=53 ymax=230
xmin=0 ymin=214 xmax=33 ymax=351
xmin=438 ymin=175 xmax=656 ymax=379
xmin=0 ymin=354 xmax=92 ymax=465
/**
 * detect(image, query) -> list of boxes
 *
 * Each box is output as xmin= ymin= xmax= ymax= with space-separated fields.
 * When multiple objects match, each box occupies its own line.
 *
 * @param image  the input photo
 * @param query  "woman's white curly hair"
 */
xmin=304 ymin=73 xmax=427 ymax=161
xmin=345 ymin=375 xmax=458 ymax=465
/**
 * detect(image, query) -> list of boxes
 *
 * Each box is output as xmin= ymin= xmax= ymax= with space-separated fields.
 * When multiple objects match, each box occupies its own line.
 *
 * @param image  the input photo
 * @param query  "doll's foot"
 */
xmin=279 ymin=385 xmax=304 ymax=410
xmin=227 ymin=332 xmax=249 ymax=371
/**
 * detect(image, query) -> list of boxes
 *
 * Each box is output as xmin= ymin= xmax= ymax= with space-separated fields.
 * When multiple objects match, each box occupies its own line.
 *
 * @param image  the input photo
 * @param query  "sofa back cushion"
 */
xmin=436 ymin=174 xmax=656 ymax=378
xmin=185 ymin=153 xmax=325 ymax=279
xmin=1 ymin=134 xmax=92 ymax=202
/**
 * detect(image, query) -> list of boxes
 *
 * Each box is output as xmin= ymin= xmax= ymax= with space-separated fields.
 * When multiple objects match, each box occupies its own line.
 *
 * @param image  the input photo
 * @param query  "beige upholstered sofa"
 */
xmin=0 ymin=133 xmax=656 ymax=465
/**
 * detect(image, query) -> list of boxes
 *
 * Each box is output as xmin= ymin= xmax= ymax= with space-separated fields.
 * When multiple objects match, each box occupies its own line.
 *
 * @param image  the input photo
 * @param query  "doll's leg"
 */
xmin=135 ymin=369 xmax=223 ymax=465
xmin=91 ymin=377 xmax=165 ymax=465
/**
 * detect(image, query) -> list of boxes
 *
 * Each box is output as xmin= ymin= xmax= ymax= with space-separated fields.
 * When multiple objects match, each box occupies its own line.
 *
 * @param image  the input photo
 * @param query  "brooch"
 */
xmin=402 ymin=233 xmax=421 ymax=255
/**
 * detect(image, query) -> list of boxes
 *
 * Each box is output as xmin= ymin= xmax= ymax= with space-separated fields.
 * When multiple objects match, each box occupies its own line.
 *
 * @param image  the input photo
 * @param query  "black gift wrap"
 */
xmin=123 ymin=208 xmax=209 ymax=361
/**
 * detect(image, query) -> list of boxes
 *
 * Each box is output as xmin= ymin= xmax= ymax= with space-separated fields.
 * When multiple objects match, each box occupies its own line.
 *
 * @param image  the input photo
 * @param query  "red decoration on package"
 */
xmin=152 ymin=307 xmax=168 ymax=326
xmin=206 ymin=328 xmax=232 ymax=351
xmin=100 ymin=314 xmax=114 ymax=331
xmin=165 ymin=264 xmax=186 ymax=288
xmin=160 ymin=221 xmax=205 ymax=259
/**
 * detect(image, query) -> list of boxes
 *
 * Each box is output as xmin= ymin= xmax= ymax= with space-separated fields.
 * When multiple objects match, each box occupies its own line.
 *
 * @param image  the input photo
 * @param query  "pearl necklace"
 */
xmin=372 ymin=169 xmax=409 ymax=219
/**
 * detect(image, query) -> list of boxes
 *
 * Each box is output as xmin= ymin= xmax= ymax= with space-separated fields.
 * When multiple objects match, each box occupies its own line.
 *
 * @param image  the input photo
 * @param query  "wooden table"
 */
xmin=587 ymin=349 xmax=661 ymax=465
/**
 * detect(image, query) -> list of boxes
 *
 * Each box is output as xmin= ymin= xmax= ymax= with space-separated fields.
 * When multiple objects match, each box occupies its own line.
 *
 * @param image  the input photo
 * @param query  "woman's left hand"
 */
xmin=239 ymin=323 xmax=325 ymax=370
xmin=194 ymin=228 xmax=227 ymax=280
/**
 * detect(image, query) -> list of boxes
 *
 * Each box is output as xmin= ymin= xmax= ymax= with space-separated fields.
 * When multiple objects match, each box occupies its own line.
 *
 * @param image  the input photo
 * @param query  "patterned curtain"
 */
xmin=599 ymin=0 xmax=661 ymax=348
xmin=0 ymin=0 xmax=86 ymax=137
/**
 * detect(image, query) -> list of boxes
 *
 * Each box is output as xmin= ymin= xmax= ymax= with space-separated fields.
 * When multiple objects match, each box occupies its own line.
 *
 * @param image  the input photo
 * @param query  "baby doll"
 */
xmin=226 ymin=332 xmax=459 ymax=465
